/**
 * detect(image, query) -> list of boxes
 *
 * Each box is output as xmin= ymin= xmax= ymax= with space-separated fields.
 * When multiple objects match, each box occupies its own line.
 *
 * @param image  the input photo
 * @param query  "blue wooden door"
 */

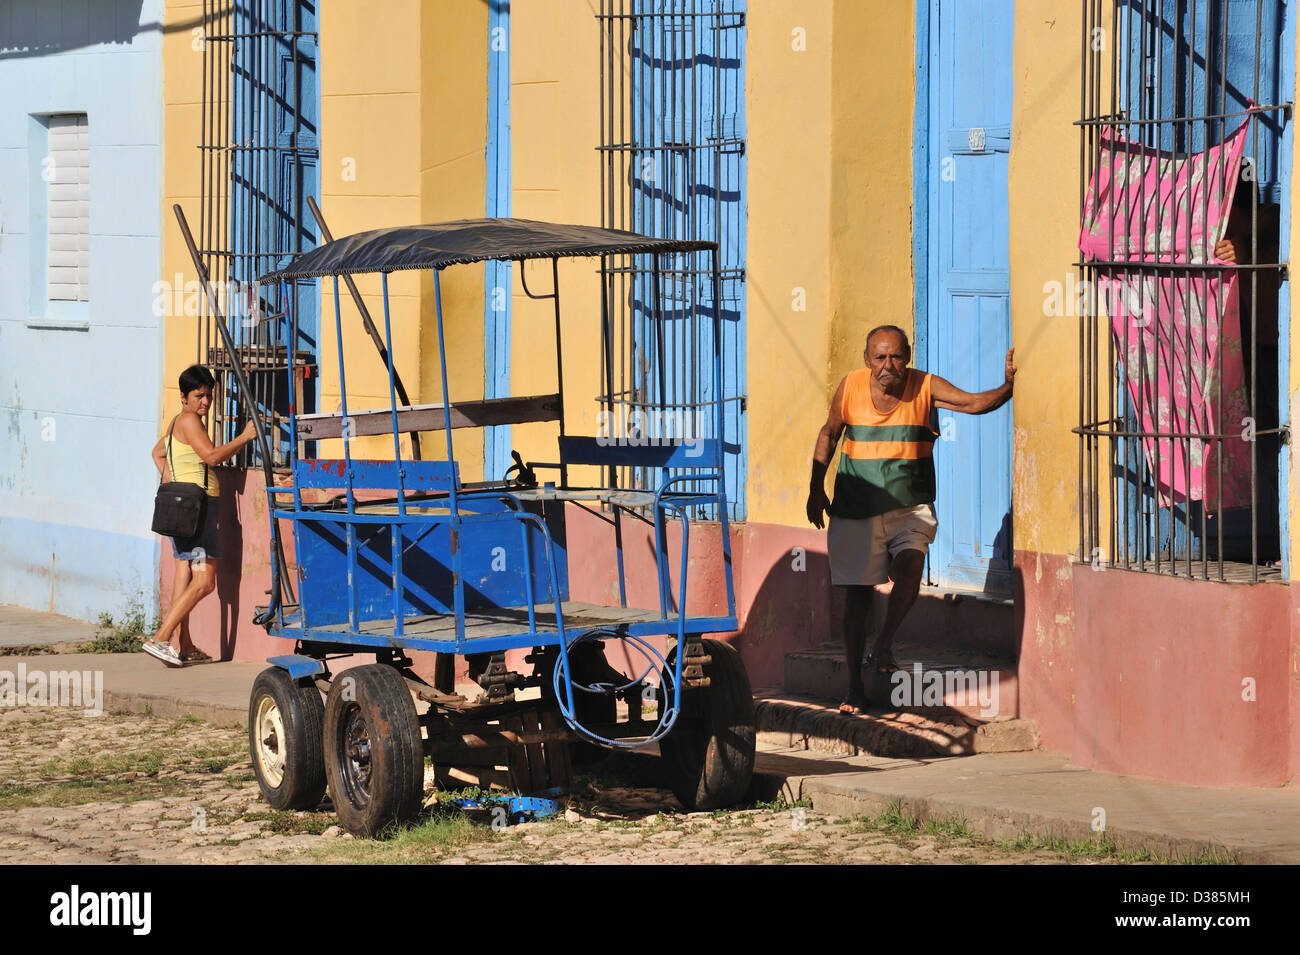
xmin=925 ymin=0 xmax=1013 ymax=592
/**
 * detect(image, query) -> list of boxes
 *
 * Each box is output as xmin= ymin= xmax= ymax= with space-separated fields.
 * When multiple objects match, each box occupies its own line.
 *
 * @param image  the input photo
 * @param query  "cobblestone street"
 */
xmin=0 ymin=707 xmax=1103 ymax=865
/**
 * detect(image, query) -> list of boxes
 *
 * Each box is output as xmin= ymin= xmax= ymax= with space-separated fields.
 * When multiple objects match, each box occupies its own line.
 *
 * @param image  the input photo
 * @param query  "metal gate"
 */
xmin=597 ymin=0 xmax=747 ymax=520
xmin=197 ymin=0 xmax=319 ymax=465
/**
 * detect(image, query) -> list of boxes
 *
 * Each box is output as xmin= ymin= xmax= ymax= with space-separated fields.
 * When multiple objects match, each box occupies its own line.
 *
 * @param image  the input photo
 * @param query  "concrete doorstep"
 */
xmin=755 ymin=690 xmax=1038 ymax=757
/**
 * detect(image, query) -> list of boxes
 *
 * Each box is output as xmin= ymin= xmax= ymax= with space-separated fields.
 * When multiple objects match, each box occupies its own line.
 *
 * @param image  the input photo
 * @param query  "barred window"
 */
xmin=197 ymin=0 xmax=319 ymax=467
xmin=1077 ymin=0 xmax=1289 ymax=582
xmin=597 ymin=0 xmax=748 ymax=520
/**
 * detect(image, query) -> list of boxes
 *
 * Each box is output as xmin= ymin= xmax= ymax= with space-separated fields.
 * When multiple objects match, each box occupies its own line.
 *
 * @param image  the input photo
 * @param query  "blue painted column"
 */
xmin=484 ymin=0 xmax=512 ymax=482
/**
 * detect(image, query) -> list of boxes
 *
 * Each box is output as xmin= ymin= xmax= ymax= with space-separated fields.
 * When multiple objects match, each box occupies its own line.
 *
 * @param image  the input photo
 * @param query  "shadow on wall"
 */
xmin=927 ymin=506 xmax=1015 ymax=595
xmin=0 ymin=1 xmax=205 ymax=59
xmin=215 ymin=468 xmax=248 ymax=661
xmin=991 ymin=508 xmax=1013 ymax=590
xmin=728 ymin=546 xmax=835 ymax=689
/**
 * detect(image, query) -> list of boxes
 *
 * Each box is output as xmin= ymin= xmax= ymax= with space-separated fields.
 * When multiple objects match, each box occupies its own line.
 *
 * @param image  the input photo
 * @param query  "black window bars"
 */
xmin=196 ymin=0 xmax=318 ymax=467
xmin=596 ymin=0 xmax=748 ymax=521
xmin=1075 ymin=0 xmax=1290 ymax=583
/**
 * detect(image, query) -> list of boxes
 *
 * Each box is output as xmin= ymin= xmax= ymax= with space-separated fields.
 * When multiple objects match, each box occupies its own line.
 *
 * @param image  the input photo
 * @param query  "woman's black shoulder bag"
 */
xmin=151 ymin=417 xmax=208 ymax=539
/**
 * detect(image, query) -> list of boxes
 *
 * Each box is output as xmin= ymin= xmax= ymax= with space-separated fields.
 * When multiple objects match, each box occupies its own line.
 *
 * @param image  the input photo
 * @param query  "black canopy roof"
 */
xmin=259 ymin=218 xmax=718 ymax=281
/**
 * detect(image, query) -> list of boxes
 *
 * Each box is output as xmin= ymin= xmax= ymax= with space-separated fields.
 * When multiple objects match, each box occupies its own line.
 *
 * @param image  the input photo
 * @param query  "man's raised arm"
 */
xmin=931 ymin=347 xmax=1017 ymax=415
xmin=806 ymin=376 xmax=847 ymax=529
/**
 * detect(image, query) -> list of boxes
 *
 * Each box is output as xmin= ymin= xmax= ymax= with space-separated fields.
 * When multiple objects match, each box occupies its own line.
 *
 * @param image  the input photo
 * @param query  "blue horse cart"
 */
xmin=194 ymin=216 xmax=755 ymax=836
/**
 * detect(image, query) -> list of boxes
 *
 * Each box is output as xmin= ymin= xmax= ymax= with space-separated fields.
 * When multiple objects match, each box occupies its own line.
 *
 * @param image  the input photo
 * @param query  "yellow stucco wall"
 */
xmin=827 ymin=1 xmax=917 ymax=382
xmin=166 ymin=1 xmax=1292 ymax=568
xmin=820 ymin=1 xmax=916 ymax=526
xmin=1009 ymin=2 xmax=1087 ymax=559
xmin=419 ymin=0 xmax=490 ymax=481
xmin=743 ymin=1 xmax=834 ymax=526
xmin=314 ymin=0 xmax=419 ymax=461
xmin=163 ymin=0 xmax=488 ymax=470
xmin=506 ymin=0 xmax=604 ymax=486
xmin=160 ymin=0 xmax=206 ymax=424
xmin=743 ymin=1 xmax=917 ymax=526
xmin=497 ymin=1 xmax=915 ymax=527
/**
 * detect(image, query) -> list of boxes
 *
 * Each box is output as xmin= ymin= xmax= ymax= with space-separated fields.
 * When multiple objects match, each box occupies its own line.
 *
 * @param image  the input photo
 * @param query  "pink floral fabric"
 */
xmin=1078 ymin=117 xmax=1251 ymax=510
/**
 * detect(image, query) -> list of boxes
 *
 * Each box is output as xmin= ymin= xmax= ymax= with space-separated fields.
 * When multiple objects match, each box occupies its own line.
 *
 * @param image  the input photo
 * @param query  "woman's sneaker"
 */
xmin=142 ymin=640 xmax=183 ymax=667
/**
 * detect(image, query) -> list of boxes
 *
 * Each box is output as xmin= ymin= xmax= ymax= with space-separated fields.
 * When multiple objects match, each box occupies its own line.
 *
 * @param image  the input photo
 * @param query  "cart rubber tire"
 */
xmin=659 ymin=639 xmax=756 ymax=811
xmin=323 ymin=664 xmax=425 ymax=837
xmin=248 ymin=667 xmax=327 ymax=811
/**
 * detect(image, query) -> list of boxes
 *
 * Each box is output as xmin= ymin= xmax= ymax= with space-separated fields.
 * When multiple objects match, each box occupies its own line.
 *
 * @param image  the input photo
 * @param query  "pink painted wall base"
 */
xmin=1017 ymin=548 xmax=1296 ymax=787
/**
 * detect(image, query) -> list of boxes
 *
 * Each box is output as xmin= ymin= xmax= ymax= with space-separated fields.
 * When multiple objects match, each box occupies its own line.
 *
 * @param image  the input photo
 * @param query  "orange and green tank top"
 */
xmin=830 ymin=368 xmax=938 ymax=519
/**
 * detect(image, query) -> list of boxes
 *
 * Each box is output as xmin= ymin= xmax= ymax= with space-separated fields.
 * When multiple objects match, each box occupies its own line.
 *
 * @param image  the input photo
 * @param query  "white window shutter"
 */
xmin=47 ymin=114 xmax=89 ymax=303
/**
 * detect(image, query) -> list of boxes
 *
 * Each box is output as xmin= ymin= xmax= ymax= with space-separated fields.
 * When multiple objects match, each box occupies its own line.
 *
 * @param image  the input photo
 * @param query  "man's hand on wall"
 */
xmin=1005 ymin=347 xmax=1017 ymax=386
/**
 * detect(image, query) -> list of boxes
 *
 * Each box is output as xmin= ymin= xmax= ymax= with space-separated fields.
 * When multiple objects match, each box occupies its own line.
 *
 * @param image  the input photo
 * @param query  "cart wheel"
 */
xmin=323 ymin=664 xmax=425 ymax=837
xmin=248 ymin=667 xmax=327 ymax=811
xmin=659 ymin=639 xmax=756 ymax=811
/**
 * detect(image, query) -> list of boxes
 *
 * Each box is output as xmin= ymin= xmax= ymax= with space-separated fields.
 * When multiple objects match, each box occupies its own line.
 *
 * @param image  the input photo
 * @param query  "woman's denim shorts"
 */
xmin=171 ymin=496 xmax=220 ymax=561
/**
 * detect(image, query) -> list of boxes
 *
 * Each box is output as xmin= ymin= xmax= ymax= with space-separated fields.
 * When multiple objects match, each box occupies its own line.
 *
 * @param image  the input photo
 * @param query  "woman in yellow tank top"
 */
xmin=145 ymin=365 xmax=256 ymax=666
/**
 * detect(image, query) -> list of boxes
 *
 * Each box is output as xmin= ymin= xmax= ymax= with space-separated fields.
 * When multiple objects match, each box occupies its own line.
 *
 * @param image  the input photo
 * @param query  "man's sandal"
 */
xmin=181 ymin=648 xmax=215 ymax=666
xmin=866 ymin=652 xmax=901 ymax=675
xmin=838 ymin=689 xmax=871 ymax=715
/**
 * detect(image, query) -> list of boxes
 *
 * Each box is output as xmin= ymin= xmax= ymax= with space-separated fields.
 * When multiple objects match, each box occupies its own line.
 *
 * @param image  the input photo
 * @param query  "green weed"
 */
xmin=752 ymin=794 xmax=812 ymax=811
xmin=314 ymin=808 xmax=499 ymax=863
xmin=85 ymin=601 xmax=158 ymax=654
xmin=850 ymin=800 xmax=1238 ymax=865
xmin=242 ymin=810 xmax=336 ymax=836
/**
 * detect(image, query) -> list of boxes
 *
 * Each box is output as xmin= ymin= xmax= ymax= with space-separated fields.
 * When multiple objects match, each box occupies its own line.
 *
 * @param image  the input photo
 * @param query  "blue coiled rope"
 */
xmin=552 ymin=626 xmax=681 ymax=748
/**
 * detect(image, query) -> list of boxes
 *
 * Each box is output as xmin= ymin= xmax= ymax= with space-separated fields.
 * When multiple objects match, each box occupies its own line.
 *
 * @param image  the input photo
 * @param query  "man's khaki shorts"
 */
xmin=827 ymin=503 xmax=938 ymax=586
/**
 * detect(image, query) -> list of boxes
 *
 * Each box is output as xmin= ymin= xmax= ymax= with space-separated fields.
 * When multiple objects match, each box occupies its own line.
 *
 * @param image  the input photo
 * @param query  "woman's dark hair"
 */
xmin=178 ymin=364 xmax=216 ymax=396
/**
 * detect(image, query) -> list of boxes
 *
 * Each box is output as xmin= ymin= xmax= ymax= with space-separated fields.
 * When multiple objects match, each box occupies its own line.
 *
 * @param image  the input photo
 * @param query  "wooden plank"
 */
xmin=503 ymin=714 xmax=529 ymax=793
xmin=425 ymin=728 xmax=573 ymax=752
xmin=439 ymin=765 xmax=511 ymax=791
xmin=540 ymin=709 xmax=573 ymax=790
xmin=296 ymin=394 xmax=561 ymax=438
xmin=433 ymin=652 xmax=455 ymax=693
xmin=521 ymin=709 xmax=548 ymax=792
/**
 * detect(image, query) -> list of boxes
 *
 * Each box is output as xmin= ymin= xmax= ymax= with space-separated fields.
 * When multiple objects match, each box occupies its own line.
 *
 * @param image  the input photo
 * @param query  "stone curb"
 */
xmin=759 ymin=774 xmax=1293 ymax=864
xmin=103 ymin=688 xmax=247 ymax=727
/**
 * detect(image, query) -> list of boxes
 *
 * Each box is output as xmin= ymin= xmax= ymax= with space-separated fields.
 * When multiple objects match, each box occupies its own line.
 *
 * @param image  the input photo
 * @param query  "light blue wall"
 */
xmin=0 ymin=0 xmax=165 ymax=621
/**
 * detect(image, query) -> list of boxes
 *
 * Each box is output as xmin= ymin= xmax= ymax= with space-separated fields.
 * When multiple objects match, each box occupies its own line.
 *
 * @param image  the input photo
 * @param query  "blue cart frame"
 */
xmin=175 ymin=213 xmax=756 ymax=835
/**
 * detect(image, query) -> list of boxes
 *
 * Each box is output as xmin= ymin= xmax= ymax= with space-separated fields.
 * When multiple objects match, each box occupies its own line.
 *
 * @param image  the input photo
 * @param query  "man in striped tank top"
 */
xmin=806 ymin=325 xmax=1015 ymax=714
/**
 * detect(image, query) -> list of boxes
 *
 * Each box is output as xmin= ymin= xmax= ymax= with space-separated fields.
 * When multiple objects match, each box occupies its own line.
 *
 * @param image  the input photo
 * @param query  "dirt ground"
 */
xmin=0 ymin=707 xmax=1093 ymax=865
